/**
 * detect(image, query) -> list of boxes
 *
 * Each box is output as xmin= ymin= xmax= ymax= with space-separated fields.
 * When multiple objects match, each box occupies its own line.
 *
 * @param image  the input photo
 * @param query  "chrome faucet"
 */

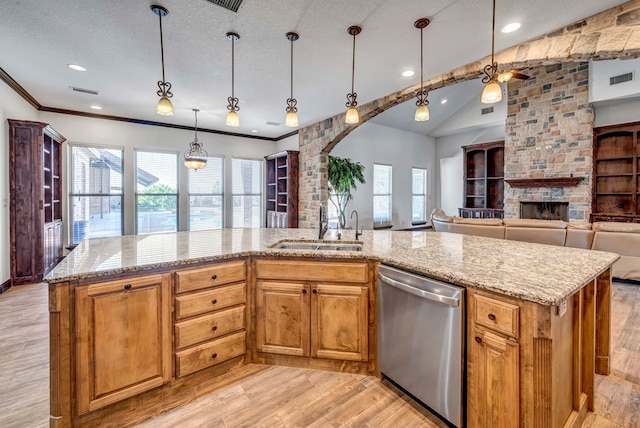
xmin=350 ymin=210 xmax=362 ymax=240
xmin=318 ymin=204 xmax=328 ymax=239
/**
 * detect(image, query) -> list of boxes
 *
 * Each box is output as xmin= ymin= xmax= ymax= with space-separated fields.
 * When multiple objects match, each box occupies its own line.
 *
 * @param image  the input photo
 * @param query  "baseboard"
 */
xmin=0 ymin=279 xmax=11 ymax=294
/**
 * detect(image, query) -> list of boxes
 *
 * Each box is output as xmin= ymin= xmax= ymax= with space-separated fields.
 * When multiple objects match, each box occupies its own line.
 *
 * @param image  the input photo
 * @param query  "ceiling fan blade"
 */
xmin=512 ymin=72 xmax=531 ymax=80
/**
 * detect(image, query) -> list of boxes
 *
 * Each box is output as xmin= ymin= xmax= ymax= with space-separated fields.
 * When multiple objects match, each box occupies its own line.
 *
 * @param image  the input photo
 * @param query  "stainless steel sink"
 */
xmin=271 ymin=242 xmax=363 ymax=251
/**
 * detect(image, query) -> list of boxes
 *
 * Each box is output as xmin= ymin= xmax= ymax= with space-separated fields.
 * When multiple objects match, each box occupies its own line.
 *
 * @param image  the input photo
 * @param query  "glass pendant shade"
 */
xmin=285 ymin=111 xmax=299 ymax=127
xmin=157 ymin=96 xmax=174 ymax=116
xmin=414 ymin=103 xmax=430 ymax=121
xmin=184 ymin=109 xmax=208 ymax=171
xmin=345 ymin=107 xmax=360 ymax=124
xmin=481 ymin=80 xmax=502 ymax=103
xmin=184 ymin=158 xmax=207 ymax=170
xmin=497 ymin=71 xmax=513 ymax=83
xmin=226 ymin=110 xmax=240 ymax=127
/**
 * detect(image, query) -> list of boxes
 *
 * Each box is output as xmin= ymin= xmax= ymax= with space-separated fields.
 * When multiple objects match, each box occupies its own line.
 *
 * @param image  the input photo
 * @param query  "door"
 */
xmin=311 ymin=284 xmax=368 ymax=361
xmin=75 ymin=273 xmax=172 ymax=414
xmin=468 ymin=328 xmax=520 ymax=428
xmin=255 ymin=281 xmax=310 ymax=356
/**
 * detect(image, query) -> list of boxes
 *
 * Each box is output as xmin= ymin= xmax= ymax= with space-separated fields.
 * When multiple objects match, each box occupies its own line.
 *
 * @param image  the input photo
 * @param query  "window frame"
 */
xmin=411 ymin=167 xmax=428 ymax=225
xmin=187 ymin=155 xmax=225 ymax=231
xmin=231 ymin=156 xmax=263 ymax=228
xmin=373 ymin=163 xmax=393 ymax=229
xmin=68 ymin=142 xmax=125 ymax=244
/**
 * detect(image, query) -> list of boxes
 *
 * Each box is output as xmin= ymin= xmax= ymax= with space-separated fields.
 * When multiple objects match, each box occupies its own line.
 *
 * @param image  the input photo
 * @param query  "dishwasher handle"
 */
xmin=377 ymin=273 xmax=460 ymax=307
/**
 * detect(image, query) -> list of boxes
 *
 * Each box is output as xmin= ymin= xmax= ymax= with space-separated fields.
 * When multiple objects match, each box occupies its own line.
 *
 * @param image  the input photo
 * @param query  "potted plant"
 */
xmin=327 ymin=155 xmax=366 ymax=229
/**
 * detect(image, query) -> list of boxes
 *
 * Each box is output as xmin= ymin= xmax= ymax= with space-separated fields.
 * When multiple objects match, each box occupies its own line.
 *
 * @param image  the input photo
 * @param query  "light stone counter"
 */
xmin=45 ymin=228 xmax=619 ymax=306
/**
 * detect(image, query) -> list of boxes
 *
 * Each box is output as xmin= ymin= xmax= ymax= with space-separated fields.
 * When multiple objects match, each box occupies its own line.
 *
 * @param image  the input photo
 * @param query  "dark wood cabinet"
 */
xmin=264 ymin=150 xmax=299 ymax=228
xmin=591 ymin=122 xmax=640 ymax=223
xmin=461 ymin=141 xmax=505 ymax=218
xmin=9 ymin=119 xmax=65 ymax=285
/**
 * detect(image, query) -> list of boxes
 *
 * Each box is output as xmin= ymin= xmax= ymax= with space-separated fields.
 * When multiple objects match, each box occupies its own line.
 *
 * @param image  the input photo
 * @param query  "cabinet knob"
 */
xmin=312 ymin=289 xmax=318 ymax=294
xmin=488 ymin=313 xmax=496 ymax=321
xmin=302 ymin=289 xmax=307 ymax=294
xmin=211 ymin=325 xmax=217 ymax=331
xmin=211 ymin=274 xmax=218 ymax=280
xmin=211 ymin=299 xmax=218 ymax=305
xmin=474 ymin=336 xmax=482 ymax=344
xmin=211 ymin=353 xmax=218 ymax=359
xmin=124 ymin=284 xmax=132 ymax=290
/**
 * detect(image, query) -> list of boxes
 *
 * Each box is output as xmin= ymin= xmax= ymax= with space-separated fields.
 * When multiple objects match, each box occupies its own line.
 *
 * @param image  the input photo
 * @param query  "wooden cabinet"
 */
xmin=255 ymin=260 xmax=369 ymax=362
xmin=591 ymin=122 xmax=640 ymax=222
xmin=75 ymin=273 xmax=172 ymax=414
xmin=174 ymin=260 xmax=247 ymax=377
xmin=462 ymin=141 xmax=504 ymax=218
xmin=9 ymin=119 xmax=65 ymax=285
xmin=265 ymin=150 xmax=299 ymax=228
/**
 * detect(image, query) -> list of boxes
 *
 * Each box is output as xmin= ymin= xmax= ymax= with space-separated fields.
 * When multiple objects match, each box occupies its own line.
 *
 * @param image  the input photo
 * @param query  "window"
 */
xmin=232 ymin=158 xmax=262 ymax=227
xmin=412 ymin=168 xmax=427 ymax=224
xmin=373 ymin=164 xmax=392 ymax=227
xmin=69 ymin=145 xmax=124 ymax=244
xmin=135 ymin=150 xmax=178 ymax=234
xmin=188 ymin=157 xmax=224 ymax=230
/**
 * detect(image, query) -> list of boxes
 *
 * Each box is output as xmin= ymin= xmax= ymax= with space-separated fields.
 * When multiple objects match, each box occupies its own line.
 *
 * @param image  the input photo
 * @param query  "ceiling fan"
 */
xmin=497 ymin=69 xmax=531 ymax=82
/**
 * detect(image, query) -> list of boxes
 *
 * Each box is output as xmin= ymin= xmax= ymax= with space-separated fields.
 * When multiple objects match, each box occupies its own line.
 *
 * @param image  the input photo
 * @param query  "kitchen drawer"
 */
xmin=176 ymin=331 xmax=246 ymax=377
xmin=474 ymin=294 xmax=519 ymax=338
xmin=175 ymin=260 xmax=246 ymax=293
xmin=255 ymin=260 xmax=368 ymax=283
xmin=175 ymin=282 xmax=246 ymax=320
xmin=175 ymin=305 xmax=246 ymax=350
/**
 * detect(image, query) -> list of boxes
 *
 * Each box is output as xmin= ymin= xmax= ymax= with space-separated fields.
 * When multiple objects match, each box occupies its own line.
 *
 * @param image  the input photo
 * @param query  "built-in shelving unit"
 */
xmin=265 ymin=150 xmax=299 ymax=228
xmin=461 ymin=141 xmax=504 ymax=218
xmin=591 ymin=121 xmax=640 ymax=223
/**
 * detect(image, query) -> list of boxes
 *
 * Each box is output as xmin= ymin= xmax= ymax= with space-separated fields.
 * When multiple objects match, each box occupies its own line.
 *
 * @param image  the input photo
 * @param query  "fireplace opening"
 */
xmin=520 ymin=202 xmax=569 ymax=221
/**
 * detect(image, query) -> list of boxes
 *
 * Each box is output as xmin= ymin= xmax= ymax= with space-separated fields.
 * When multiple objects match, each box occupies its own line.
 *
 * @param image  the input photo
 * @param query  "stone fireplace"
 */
xmin=504 ymin=62 xmax=594 ymax=222
xmin=520 ymin=201 xmax=569 ymax=221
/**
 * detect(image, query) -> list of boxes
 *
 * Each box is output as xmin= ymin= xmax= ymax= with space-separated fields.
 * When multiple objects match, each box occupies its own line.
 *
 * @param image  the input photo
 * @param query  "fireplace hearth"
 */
xmin=520 ymin=202 xmax=569 ymax=221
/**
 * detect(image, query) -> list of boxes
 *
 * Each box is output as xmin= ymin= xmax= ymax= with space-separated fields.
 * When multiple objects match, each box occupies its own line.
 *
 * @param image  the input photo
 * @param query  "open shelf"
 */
xmin=265 ymin=151 xmax=299 ymax=228
xmin=462 ymin=141 xmax=504 ymax=217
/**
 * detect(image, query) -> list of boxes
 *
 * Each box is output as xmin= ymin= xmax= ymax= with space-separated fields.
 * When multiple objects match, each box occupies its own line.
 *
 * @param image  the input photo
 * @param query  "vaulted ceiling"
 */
xmin=0 ymin=0 xmax=629 ymax=138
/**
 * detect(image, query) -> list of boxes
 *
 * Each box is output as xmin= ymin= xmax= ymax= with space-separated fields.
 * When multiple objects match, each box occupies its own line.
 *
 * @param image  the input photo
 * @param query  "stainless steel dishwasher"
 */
xmin=377 ymin=264 xmax=464 ymax=428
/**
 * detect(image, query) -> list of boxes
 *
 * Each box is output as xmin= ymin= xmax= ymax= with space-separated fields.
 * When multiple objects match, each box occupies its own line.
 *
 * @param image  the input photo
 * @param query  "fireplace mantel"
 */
xmin=505 ymin=177 xmax=583 ymax=188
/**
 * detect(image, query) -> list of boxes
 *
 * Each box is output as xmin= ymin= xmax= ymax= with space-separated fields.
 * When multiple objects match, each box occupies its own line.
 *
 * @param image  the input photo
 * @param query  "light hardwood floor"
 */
xmin=1 ymin=281 xmax=638 ymax=428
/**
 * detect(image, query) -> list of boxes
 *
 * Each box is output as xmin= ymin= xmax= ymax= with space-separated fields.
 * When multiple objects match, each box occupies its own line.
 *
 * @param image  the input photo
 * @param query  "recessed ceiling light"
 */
xmin=501 ymin=22 xmax=521 ymax=33
xmin=90 ymin=105 xmax=102 ymax=110
xmin=68 ymin=64 xmax=87 ymax=71
xmin=441 ymin=99 xmax=447 ymax=104
xmin=250 ymin=129 xmax=258 ymax=133
xmin=402 ymin=70 xmax=415 ymax=77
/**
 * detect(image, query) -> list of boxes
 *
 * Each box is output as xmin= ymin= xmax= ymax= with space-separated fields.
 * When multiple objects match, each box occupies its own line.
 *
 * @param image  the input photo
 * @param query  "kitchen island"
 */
xmin=46 ymin=229 xmax=618 ymax=427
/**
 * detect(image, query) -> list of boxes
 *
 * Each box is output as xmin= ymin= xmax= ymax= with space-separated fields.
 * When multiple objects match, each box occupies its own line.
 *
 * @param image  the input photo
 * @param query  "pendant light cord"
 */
xmin=231 ymin=37 xmax=235 ymax=99
xmin=290 ymin=38 xmax=294 ymax=99
xmin=491 ymin=0 xmax=496 ymax=66
xmin=351 ymin=32 xmax=356 ymax=94
xmin=420 ymin=26 xmax=424 ymax=100
xmin=159 ymin=13 xmax=166 ymax=83
xmin=194 ymin=110 xmax=198 ymax=141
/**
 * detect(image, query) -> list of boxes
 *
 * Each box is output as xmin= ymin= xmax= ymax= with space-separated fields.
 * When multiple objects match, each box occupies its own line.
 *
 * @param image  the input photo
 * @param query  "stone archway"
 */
xmin=297 ymin=1 xmax=640 ymax=228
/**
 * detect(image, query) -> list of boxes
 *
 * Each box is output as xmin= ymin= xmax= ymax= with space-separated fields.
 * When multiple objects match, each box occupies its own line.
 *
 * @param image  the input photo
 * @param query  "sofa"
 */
xmin=431 ymin=209 xmax=640 ymax=281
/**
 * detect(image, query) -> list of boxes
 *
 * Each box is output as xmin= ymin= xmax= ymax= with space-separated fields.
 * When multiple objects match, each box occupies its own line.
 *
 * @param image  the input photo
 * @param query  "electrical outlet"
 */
xmin=556 ymin=300 xmax=568 ymax=317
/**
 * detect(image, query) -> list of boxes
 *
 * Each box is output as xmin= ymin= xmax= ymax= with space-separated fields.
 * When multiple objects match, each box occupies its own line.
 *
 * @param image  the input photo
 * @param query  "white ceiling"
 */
xmin=0 ymin=0 xmax=629 ymax=139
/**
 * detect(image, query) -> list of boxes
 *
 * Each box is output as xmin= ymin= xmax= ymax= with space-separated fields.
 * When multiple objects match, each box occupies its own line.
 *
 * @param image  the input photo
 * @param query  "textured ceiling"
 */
xmin=0 ymin=0 xmax=629 ymax=138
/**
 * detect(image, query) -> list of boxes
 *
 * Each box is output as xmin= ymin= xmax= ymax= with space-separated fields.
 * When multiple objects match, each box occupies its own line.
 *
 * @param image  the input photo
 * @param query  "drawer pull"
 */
xmin=211 ymin=325 xmax=218 ymax=331
xmin=211 ymin=274 xmax=218 ymax=280
xmin=474 ymin=336 xmax=482 ymax=344
xmin=211 ymin=299 xmax=218 ymax=305
xmin=302 ymin=289 xmax=307 ymax=294
xmin=124 ymin=284 xmax=132 ymax=290
xmin=211 ymin=353 xmax=218 ymax=359
xmin=488 ymin=313 xmax=496 ymax=321
xmin=312 ymin=289 xmax=318 ymax=294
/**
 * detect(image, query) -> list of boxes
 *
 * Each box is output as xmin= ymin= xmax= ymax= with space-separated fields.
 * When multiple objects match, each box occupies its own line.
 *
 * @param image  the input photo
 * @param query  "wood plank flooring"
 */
xmin=1 ymin=281 xmax=638 ymax=428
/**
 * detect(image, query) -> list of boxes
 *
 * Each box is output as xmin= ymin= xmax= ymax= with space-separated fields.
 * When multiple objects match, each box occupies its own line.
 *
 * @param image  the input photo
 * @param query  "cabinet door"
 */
xmin=255 ymin=281 xmax=310 ymax=357
xmin=75 ymin=274 xmax=172 ymax=414
xmin=468 ymin=328 xmax=519 ymax=428
xmin=311 ymin=284 xmax=368 ymax=361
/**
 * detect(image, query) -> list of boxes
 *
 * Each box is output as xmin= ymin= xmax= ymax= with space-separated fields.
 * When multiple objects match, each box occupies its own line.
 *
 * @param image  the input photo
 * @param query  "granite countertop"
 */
xmin=45 ymin=229 xmax=619 ymax=306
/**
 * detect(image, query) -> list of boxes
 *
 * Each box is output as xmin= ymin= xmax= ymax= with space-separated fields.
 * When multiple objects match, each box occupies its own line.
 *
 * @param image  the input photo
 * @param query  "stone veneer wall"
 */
xmin=504 ymin=62 xmax=594 ymax=221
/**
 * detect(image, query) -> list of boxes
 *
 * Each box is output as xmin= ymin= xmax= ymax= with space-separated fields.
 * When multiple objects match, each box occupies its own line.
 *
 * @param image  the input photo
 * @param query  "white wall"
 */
xmin=1 ymin=80 xmax=40 ymax=285
xmin=434 ymin=126 xmax=504 ymax=215
xmin=329 ymin=122 xmax=435 ymax=230
xmin=275 ymin=133 xmax=299 ymax=152
xmin=594 ymin=98 xmax=640 ymax=127
xmin=590 ymin=58 xmax=640 ymax=103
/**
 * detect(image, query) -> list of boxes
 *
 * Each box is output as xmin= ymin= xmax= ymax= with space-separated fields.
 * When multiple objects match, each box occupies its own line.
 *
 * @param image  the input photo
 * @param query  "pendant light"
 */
xmin=345 ymin=25 xmax=362 ymax=125
xmin=284 ymin=32 xmax=300 ymax=128
xmin=414 ymin=18 xmax=431 ymax=122
xmin=225 ymin=32 xmax=240 ymax=127
xmin=481 ymin=0 xmax=503 ymax=104
xmin=184 ymin=109 xmax=208 ymax=170
xmin=151 ymin=5 xmax=174 ymax=116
